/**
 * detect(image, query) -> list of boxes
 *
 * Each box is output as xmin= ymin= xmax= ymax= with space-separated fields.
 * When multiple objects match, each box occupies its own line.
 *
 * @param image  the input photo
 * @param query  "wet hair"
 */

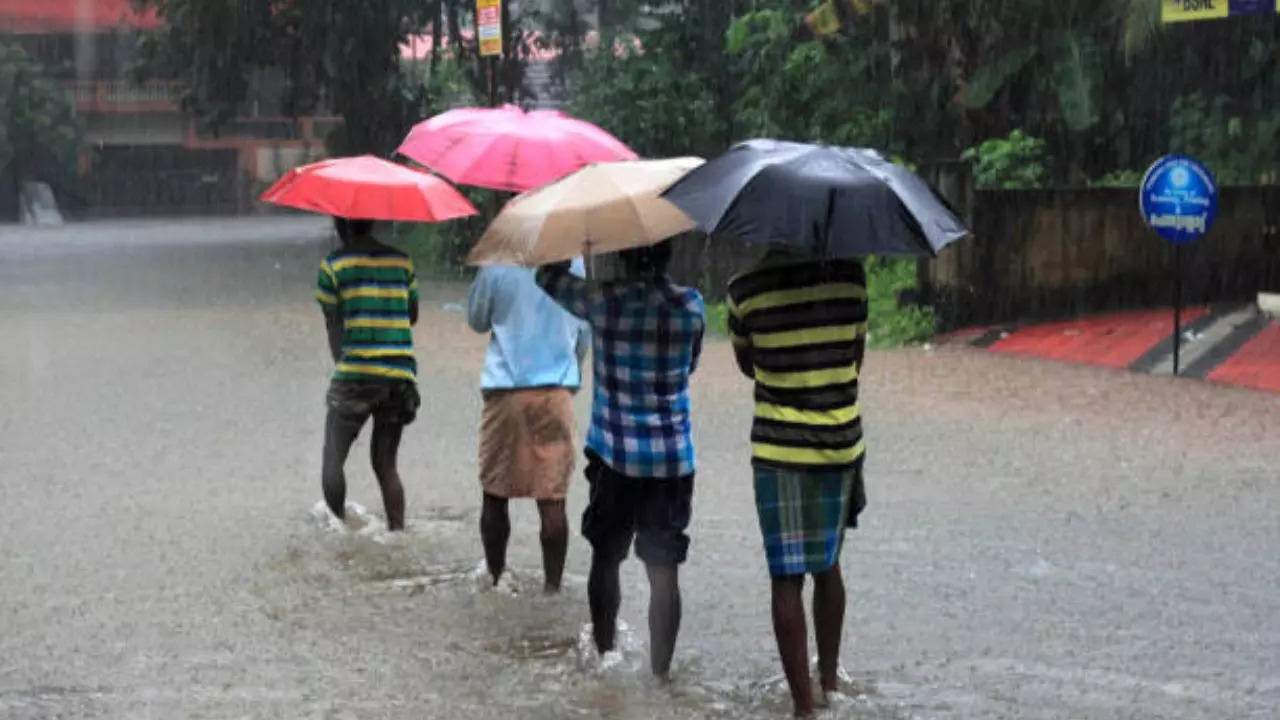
xmin=333 ymin=217 xmax=375 ymax=242
xmin=619 ymin=240 xmax=673 ymax=279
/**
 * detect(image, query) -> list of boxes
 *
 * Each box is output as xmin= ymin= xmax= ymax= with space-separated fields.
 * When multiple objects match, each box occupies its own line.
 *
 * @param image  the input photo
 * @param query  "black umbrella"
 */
xmin=660 ymin=139 xmax=970 ymax=257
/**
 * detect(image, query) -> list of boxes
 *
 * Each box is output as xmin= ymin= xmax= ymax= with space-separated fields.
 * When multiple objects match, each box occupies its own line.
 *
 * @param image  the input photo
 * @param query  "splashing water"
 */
xmin=469 ymin=558 xmax=525 ymax=596
xmin=310 ymin=499 xmax=386 ymax=537
xmin=575 ymin=621 xmax=646 ymax=675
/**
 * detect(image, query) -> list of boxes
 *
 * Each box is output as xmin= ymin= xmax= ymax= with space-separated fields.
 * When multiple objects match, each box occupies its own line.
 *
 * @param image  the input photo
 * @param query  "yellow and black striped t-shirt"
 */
xmin=727 ymin=256 xmax=868 ymax=470
xmin=316 ymin=241 xmax=420 ymax=383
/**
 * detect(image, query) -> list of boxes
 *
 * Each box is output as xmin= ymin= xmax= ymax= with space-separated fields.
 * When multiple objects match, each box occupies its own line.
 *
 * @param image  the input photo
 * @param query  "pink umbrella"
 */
xmin=260 ymin=155 xmax=478 ymax=223
xmin=397 ymin=105 xmax=638 ymax=193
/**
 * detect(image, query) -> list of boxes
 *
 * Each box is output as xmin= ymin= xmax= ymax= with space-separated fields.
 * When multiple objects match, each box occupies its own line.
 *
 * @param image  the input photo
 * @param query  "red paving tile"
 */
xmin=1207 ymin=322 xmax=1280 ymax=394
xmin=988 ymin=308 xmax=1209 ymax=370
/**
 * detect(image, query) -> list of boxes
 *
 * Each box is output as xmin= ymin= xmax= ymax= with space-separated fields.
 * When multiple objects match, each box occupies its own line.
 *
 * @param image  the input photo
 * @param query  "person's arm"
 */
xmin=727 ymin=295 xmax=755 ymax=379
xmin=574 ymin=319 xmax=591 ymax=364
xmin=535 ymin=261 xmax=595 ymax=320
xmin=688 ymin=292 xmax=707 ymax=375
xmin=316 ymin=259 xmax=343 ymax=363
xmin=408 ymin=263 xmax=421 ymax=327
xmin=324 ymin=311 xmax=344 ymax=363
xmin=466 ymin=267 xmax=494 ymax=333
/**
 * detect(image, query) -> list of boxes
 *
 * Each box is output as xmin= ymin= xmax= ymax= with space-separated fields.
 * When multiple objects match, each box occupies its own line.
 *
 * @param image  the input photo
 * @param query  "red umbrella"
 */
xmin=260 ymin=155 xmax=478 ymax=222
xmin=397 ymin=105 xmax=638 ymax=193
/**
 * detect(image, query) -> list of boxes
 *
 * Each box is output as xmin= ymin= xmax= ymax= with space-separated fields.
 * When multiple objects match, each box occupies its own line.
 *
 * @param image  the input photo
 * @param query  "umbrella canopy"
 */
xmin=466 ymin=157 xmax=704 ymax=267
xmin=661 ymin=139 xmax=969 ymax=257
xmin=259 ymin=155 xmax=478 ymax=223
xmin=397 ymin=105 xmax=638 ymax=193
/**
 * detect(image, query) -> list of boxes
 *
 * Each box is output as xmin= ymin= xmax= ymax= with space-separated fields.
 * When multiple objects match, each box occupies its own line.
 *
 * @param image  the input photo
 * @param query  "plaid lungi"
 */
xmin=753 ymin=462 xmax=864 ymax=577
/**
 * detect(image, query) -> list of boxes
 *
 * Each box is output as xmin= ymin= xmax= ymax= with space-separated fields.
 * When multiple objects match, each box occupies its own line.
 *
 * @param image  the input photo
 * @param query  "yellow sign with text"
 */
xmin=1162 ymin=0 xmax=1229 ymax=22
xmin=476 ymin=0 xmax=502 ymax=57
xmin=1161 ymin=0 xmax=1280 ymax=22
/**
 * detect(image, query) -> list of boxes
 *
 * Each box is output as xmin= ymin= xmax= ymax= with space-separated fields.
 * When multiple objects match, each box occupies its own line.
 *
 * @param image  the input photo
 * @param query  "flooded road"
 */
xmin=2 ymin=219 xmax=1278 ymax=719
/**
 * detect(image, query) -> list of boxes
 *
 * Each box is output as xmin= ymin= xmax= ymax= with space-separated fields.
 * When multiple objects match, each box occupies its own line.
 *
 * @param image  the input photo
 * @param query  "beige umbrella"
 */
xmin=466 ymin=157 xmax=705 ymax=266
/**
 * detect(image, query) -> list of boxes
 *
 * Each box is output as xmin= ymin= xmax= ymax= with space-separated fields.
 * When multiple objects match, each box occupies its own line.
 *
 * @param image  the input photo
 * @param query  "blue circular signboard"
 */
xmin=1139 ymin=155 xmax=1218 ymax=244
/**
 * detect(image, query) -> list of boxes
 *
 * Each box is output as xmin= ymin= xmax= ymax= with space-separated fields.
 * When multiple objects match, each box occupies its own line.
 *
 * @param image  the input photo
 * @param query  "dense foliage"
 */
xmin=565 ymin=0 xmax=1280 ymax=187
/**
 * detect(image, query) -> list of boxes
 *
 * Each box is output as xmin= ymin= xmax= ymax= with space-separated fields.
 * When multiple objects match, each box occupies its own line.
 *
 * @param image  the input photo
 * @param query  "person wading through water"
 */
xmin=316 ymin=218 xmax=421 ymax=531
xmin=727 ymin=248 xmax=869 ymax=717
xmin=536 ymin=241 xmax=705 ymax=679
xmin=467 ymin=259 xmax=590 ymax=593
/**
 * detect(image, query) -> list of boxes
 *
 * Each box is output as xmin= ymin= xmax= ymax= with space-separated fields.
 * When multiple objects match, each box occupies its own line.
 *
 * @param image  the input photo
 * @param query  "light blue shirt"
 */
xmin=468 ymin=259 xmax=590 ymax=391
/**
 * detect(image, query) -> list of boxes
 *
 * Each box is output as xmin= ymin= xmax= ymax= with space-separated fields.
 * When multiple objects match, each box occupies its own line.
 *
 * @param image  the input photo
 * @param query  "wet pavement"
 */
xmin=2 ymin=218 xmax=1278 ymax=719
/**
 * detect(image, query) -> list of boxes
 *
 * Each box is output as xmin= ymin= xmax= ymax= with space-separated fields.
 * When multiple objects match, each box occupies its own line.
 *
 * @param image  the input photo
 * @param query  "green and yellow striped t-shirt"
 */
xmin=727 ymin=256 xmax=868 ymax=470
xmin=316 ymin=242 xmax=419 ymax=383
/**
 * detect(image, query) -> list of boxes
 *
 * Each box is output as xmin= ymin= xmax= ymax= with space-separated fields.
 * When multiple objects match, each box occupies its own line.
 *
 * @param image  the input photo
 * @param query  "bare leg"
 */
xmin=771 ymin=575 xmax=815 ymax=717
xmin=812 ymin=564 xmax=846 ymax=694
xmin=587 ymin=554 xmax=622 ymax=653
xmin=645 ymin=564 xmax=682 ymax=680
xmin=369 ymin=418 xmax=406 ymax=531
xmin=321 ymin=407 xmax=364 ymax=521
xmin=536 ymin=499 xmax=568 ymax=593
xmin=480 ymin=494 xmax=511 ymax=585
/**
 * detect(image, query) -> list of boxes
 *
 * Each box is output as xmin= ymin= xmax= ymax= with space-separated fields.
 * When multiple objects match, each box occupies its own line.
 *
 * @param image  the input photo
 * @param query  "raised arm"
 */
xmin=535 ymin=261 xmax=595 ymax=321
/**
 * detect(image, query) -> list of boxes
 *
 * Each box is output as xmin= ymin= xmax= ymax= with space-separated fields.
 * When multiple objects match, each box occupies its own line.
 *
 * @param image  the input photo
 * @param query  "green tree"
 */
xmin=725 ymin=6 xmax=894 ymax=150
xmin=0 ymin=43 xmax=82 ymax=221
xmin=962 ymin=130 xmax=1048 ymax=189
xmin=570 ymin=11 xmax=730 ymax=158
xmin=132 ymin=0 xmax=532 ymax=156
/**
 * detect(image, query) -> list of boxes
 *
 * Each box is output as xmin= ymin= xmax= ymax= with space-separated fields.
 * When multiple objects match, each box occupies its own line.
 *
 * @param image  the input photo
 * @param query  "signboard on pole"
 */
xmin=1140 ymin=155 xmax=1219 ymax=244
xmin=1140 ymin=154 xmax=1219 ymax=376
xmin=476 ymin=0 xmax=502 ymax=57
xmin=1162 ymin=0 xmax=1280 ymax=23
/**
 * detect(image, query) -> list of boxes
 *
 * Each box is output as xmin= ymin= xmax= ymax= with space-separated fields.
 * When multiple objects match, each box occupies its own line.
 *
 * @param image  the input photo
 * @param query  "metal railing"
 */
xmin=62 ymin=80 xmax=183 ymax=108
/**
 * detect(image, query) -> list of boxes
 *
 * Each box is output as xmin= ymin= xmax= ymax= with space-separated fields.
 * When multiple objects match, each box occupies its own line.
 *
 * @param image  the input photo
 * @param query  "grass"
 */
xmin=865 ymin=257 xmax=936 ymax=348
xmin=703 ymin=258 xmax=935 ymax=349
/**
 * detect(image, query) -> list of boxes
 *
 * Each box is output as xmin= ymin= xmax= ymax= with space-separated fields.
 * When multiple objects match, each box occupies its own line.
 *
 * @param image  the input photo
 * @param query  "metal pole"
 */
xmin=488 ymin=56 xmax=499 ymax=108
xmin=1172 ymin=243 xmax=1183 ymax=376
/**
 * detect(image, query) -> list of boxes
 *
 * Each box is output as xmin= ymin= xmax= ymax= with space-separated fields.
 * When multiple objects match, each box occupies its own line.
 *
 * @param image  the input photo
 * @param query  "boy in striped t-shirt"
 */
xmin=727 ymin=247 xmax=868 ymax=717
xmin=315 ymin=218 xmax=421 ymax=531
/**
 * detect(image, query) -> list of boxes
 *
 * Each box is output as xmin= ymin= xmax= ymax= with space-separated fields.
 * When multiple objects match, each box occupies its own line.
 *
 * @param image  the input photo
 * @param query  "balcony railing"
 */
xmin=192 ymin=116 xmax=341 ymax=144
xmin=62 ymin=80 xmax=184 ymax=112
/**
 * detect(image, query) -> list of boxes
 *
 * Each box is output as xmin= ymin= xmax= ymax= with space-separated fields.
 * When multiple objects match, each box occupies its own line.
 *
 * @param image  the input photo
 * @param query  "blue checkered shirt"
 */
xmin=537 ymin=266 xmax=705 ymax=478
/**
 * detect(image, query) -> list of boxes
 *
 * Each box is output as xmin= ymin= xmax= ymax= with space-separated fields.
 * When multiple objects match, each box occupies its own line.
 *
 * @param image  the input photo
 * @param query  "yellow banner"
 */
xmin=476 ymin=0 xmax=502 ymax=57
xmin=1162 ymin=0 xmax=1229 ymax=23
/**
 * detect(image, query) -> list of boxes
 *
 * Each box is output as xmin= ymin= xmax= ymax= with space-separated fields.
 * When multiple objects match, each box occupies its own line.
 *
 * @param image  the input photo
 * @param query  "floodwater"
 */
xmin=1 ymin=218 xmax=1278 ymax=719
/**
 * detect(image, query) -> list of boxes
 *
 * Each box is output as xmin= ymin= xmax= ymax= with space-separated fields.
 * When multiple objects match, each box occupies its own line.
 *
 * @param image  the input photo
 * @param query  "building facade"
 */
xmin=1 ymin=0 xmax=333 ymax=218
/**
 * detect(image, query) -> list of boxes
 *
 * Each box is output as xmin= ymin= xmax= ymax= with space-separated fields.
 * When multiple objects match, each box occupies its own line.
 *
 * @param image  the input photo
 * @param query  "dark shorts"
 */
xmin=326 ymin=380 xmax=420 ymax=426
xmin=581 ymin=450 xmax=694 ymax=567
